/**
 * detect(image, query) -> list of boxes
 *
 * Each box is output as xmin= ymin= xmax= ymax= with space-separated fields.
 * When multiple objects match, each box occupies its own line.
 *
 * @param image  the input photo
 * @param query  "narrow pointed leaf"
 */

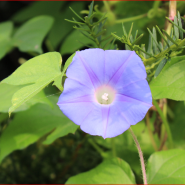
xmin=178 ymin=12 xmax=183 ymax=39
xmin=69 ymin=7 xmax=84 ymax=21
xmin=134 ymin=30 xmax=138 ymax=42
xmin=129 ymin=34 xmax=134 ymax=43
xmin=134 ymin=45 xmax=153 ymax=58
xmin=65 ymin=19 xmax=85 ymax=25
xmin=147 ymin=28 xmax=161 ymax=55
xmin=128 ymin=23 xmax=133 ymax=41
xmin=156 ymin=25 xmax=170 ymax=48
xmin=163 ymin=29 xmax=178 ymax=46
xmin=132 ymin=33 xmax=144 ymax=45
xmin=147 ymin=34 xmax=153 ymax=55
xmin=154 ymin=57 xmax=168 ymax=78
xmin=88 ymin=1 xmax=94 ymax=18
xmin=166 ymin=17 xmax=185 ymax=35
xmin=141 ymin=44 xmax=146 ymax=58
xmin=174 ymin=16 xmax=179 ymax=39
xmin=122 ymin=23 xmax=128 ymax=37
xmin=159 ymin=41 xmax=163 ymax=50
xmin=111 ymin=33 xmax=122 ymax=42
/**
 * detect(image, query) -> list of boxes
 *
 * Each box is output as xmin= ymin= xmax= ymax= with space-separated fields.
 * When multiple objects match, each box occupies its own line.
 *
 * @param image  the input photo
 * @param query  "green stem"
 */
xmin=129 ymin=128 xmax=147 ymax=185
xmin=153 ymin=99 xmax=174 ymax=148
xmin=88 ymin=25 xmax=102 ymax=48
xmin=146 ymin=112 xmax=158 ymax=151
xmin=115 ymin=14 xmax=146 ymax=24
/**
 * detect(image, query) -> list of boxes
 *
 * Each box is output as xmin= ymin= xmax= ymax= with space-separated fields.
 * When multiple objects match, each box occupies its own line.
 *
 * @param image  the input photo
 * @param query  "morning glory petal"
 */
xmin=103 ymin=104 xmax=130 ymax=138
xmin=116 ymin=80 xmax=152 ymax=105
xmin=105 ymin=50 xmax=146 ymax=88
xmin=57 ymin=78 xmax=94 ymax=103
xmin=80 ymin=104 xmax=109 ymax=137
xmin=58 ymin=49 xmax=153 ymax=138
xmin=66 ymin=49 xmax=104 ymax=89
xmin=115 ymin=95 xmax=152 ymax=125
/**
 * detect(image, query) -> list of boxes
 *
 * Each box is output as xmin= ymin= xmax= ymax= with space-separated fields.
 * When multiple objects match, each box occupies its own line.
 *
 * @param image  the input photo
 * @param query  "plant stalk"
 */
xmin=153 ymin=99 xmax=174 ymax=148
xmin=146 ymin=112 xmax=158 ymax=151
xmin=129 ymin=127 xmax=147 ymax=185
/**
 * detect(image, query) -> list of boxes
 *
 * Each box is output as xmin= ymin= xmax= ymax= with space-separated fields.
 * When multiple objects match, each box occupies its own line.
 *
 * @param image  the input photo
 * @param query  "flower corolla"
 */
xmin=57 ymin=49 xmax=152 ymax=138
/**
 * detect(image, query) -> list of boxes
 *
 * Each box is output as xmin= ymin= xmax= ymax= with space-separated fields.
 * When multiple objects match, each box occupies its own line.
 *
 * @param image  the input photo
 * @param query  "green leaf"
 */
xmin=60 ymin=29 xmax=96 ymax=55
xmin=12 ymin=16 xmax=54 ymax=53
xmin=177 ymin=12 xmax=183 ymax=40
xmin=154 ymin=57 xmax=168 ymax=78
xmin=169 ymin=102 xmax=185 ymax=148
xmin=0 ymin=96 xmax=78 ymax=163
xmin=48 ymin=2 xmax=85 ymax=49
xmin=147 ymin=149 xmax=185 ymax=184
xmin=66 ymin=158 xmax=136 ymax=184
xmin=0 ymin=83 xmax=51 ymax=113
xmin=122 ymin=23 xmax=128 ymax=37
xmin=2 ymin=52 xmax=62 ymax=114
xmin=163 ymin=29 xmax=178 ymax=46
xmin=156 ymin=25 xmax=170 ymax=48
xmin=0 ymin=21 xmax=13 ymax=59
xmin=88 ymin=1 xmax=94 ymax=18
xmin=52 ymin=74 xmax=63 ymax=91
xmin=147 ymin=34 xmax=153 ymax=56
xmin=174 ymin=16 xmax=179 ymax=39
xmin=150 ymin=56 xmax=185 ymax=100
xmin=12 ymin=1 xmax=84 ymax=49
xmin=53 ymin=53 xmax=76 ymax=91
xmin=12 ymin=1 xmax=65 ymax=22
xmin=147 ymin=27 xmax=161 ymax=54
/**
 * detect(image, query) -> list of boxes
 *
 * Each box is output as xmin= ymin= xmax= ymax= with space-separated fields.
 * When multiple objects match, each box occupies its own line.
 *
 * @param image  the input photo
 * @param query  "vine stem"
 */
xmin=153 ymin=99 xmax=174 ymax=148
xmin=129 ymin=128 xmax=147 ymax=185
xmin=115 ymin=13 xmax=146 ymax=24
xmin=146 ymin=112 xmax=158 ymax=151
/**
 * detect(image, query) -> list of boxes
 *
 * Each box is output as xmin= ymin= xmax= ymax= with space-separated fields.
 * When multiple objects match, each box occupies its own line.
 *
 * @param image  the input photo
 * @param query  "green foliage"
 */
xmin=12 ymin=1 xmax=85 ymax=49
xmin=0 ymin=83 xmax=51 ymax=113
xmin=53 ymin=52 xmax=76 ymax=91
xmin=65 ymin=1 xmax=116 ymax=50
xmin=60 ymin=30 xmax=96 ymax=55
xmin=0 ymin=21 xmax=13 ymax=59
xmin=0 ymin=16 xmax=53 ymax=59
xmin=0 ymin=96 xmax=78 ymax=163
xmin=66 ymin=158 xmax=136 ymax=184
xmin=112 ymin=14 xmax=185 ymax=80
xmin=150 ymin=56 xmax=185 ymax=100
xmin=12 ymin=16 xmax=54 ymax=54
xmin=147 ymin=149 xmax=185 ymax=184
xmin=2 ymin=52 xmax=62 ymax=114
xmin=1 ymin=1 xmax=185 ymax=184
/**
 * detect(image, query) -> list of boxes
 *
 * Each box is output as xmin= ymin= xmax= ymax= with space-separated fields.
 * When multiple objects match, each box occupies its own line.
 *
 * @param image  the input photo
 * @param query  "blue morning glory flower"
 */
xmin=57 ymin=49 xmax=152 ymax=139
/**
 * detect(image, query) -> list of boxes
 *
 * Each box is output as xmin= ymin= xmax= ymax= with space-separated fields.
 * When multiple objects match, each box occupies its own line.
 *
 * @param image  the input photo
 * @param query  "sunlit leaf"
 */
xmin=66 ymin=158 xmax=136 ymax=184
xmin=150 ymin=56 xmax=185 ymax=100
xmin=147 ymin=149 xmax=185 ymax=184
xmin=2 ymin=52 xmax=62 ymax=114
xmin=0 ymin=83 xmax=51 ymax=113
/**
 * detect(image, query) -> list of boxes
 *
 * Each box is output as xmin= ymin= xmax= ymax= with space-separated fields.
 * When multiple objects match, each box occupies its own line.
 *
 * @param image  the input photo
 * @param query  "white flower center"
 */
xmin=102 ymin=93 xmax=108 ymax=101
xmin=95 ymin=85 xmax=116 ymax=105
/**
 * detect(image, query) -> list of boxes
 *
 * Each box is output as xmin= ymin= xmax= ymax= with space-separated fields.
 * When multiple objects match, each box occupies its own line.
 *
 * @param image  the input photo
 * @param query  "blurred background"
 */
xmin=0 ymin=1 xmax=185 ymax=183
